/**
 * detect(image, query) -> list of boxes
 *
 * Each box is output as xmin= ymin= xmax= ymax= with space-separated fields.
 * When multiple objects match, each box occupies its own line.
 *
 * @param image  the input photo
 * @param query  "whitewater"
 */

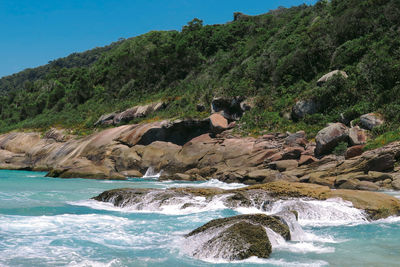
xmin=0 ymin=170 xmax=399 ymax=267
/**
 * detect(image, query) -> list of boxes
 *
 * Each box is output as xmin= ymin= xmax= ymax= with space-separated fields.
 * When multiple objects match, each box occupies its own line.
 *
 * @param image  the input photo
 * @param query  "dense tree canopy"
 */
xmin=0 ymin=0 xmax=399 ymax=137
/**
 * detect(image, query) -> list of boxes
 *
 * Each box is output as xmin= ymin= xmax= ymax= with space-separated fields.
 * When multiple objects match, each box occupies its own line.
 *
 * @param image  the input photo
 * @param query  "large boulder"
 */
xmin=359 ymin=113 xmax=384 ymax=130
xmin=315 ymin=123 xmax=349 ymax=156
xmin=317 ymin=70 xmax=348 ymax=86
xmin=209 ymin=113 xmax=228 ymax=132
xmin=117 ymin=119 xmax=214 ymax=146
xmin=184 ymin=214 xmax=290 ymax=260
xmin=95 ymin=102 xmax=166 ymax=126
xmin=291 ymin=100 xmax=318 ymax=120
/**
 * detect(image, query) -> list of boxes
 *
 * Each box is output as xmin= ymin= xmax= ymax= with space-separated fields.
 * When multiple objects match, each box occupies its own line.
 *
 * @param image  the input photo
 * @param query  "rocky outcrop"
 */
xmin=317 ymin=70 xmax=348 ymax=86
xmin=93 ymin=181 xmax=400 ymax=220
xmin=291 ymin=100 xmax=318 ymax=120
xmin=315 ymin=123 xmax=349 ymax=156
xmin=2 ymin=117 xmax=400 ymax=192
xmin=359 ymin=113 xmax=384 ymax=130
xmin=94 ymin=101 xmax=167 ymax=126
xmin=184 ymin=214 xmax=289 ymax=260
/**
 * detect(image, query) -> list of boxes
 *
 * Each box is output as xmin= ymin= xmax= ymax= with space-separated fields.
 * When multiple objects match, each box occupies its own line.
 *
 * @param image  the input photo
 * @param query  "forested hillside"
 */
xmin=0 ymin=0 xmax=399 ymax=140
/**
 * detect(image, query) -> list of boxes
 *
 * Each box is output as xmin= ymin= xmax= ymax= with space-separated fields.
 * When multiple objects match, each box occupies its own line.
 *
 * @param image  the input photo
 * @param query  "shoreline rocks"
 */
xmin=184 ymin=214 xmax=290 ymax=260
xmin=92 ymin=181 xmax=400 ymax=220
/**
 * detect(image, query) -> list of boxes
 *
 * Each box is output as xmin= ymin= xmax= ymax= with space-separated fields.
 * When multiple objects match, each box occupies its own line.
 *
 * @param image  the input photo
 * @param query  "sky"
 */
xmin=0 ymin=0 xmax=317 ymax=78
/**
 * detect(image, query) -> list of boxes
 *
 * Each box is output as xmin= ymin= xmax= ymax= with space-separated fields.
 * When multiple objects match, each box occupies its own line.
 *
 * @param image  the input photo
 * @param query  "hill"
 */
xmin=0 ymin=0 xmax=399 ymax=144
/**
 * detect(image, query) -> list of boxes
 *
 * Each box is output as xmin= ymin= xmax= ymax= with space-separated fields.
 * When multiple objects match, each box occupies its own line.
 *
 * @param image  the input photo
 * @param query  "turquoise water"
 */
xmin=0 ymin=170 xmax=399 ymax=267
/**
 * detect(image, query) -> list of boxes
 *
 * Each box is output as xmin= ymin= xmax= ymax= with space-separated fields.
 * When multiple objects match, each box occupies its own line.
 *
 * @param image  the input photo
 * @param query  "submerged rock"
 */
xmin=184 ymin=214 xmax=290 ymax=260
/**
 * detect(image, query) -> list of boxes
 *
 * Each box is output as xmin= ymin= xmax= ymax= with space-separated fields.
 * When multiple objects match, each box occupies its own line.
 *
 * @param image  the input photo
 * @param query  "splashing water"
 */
xmin=0 ymin=170 xmax=399 ymax=267
xmin=143 ymin=167 xmax=161 ymax=178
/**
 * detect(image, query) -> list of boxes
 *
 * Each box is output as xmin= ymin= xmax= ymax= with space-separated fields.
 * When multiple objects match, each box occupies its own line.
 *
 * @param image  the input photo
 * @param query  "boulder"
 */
xmin=211 ymin=96 xmax=245 ymax=120
xmin=317 ymin=70 xmax=348 ymax=86
xmin=344 ymin=145 xmax=364 ymax=159
xmin=95 ymin=102 xmax=166 ymax=126
xmin=291 ymin=100 xmax=317 ymax=120
xmin=349 ymin=126 xmax=368 ymax=145
xmin=184 ymin=214 xmax=290 ymax=260
xmin=315 ymin=123 xmax=349 ymax=156
xmin=359 ymin=113 xmax=384 ymax=130
xmin=284 ymin=131 xmax=307 ymax=147
xmin=392 ymin=176 xmax=400 ymax=190
xmin=117 ymin=119 xmax=214 ymax=147
xmin=209 ymin=113 xmax=228 ymax=132
xmin=281 ymin=147 xmax=304 ymax=160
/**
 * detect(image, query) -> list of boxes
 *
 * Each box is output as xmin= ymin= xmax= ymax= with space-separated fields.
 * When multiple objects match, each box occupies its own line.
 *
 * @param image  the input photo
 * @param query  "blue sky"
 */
xmin=0 ymin=0 xmax=317 ymax=78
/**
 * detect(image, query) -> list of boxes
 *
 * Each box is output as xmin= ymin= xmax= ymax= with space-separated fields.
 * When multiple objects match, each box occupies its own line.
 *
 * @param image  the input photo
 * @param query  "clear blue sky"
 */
xmin=0 ymin=0 xmax=317 ymax=78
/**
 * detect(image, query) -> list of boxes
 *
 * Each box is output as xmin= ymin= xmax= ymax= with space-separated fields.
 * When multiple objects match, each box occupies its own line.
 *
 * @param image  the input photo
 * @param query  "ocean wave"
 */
xmin=69 ymin=194 xmax=229 ymax=215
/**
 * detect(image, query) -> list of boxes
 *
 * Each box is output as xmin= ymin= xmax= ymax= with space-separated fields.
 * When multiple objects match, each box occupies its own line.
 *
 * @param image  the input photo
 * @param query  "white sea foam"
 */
xmin=143 ymin=167 xmax=161 ymax=178
xmin=264 ymin=198 xmax=368 ymax=227
xmin=69 ymin=194 xmax=229 ymax=215
xmin=197 ymin=256 xmax=329 ymax=266
xmin=0 ymin=213 xmax=173 ymax=266
xmin=164 ymin=179 xmax=248 ymax=190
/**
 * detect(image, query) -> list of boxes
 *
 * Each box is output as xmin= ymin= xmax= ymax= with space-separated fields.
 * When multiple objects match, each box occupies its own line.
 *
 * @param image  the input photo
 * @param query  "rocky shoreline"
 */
xmin=92 ymin=181 xmax=400 ymax=260
xmin=0 ymin=117 xmax=400 ymax=191
xmin=1 ymin=109 xmax=400 ymax=261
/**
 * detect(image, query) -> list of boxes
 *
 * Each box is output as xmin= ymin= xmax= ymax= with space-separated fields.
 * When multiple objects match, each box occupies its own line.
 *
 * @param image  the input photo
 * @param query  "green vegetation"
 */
xmin=1 ymin=0 xmax=400 ymax=143
xmin=333 ymin=141 xmax=348 ymax=156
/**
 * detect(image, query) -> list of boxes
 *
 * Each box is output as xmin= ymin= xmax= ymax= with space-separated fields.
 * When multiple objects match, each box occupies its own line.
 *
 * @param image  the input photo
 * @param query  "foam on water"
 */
xmin=263 ymin=198 xmax=368 ymax=227
xmin=143 ymin=167 xmax=161 ymax=178
xmin=1 ymin=170 xmax=400 ymax=266
xmin=164 ymin=178 xmax=248 ymax=190
xmin=0 ymin=213 xmax=174 ymax=266
xmin=70 ymin=194 xmax=230 ymax=215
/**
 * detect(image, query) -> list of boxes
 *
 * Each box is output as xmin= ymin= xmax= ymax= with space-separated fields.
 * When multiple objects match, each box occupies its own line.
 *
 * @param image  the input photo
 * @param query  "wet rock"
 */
xmin=291 ymin=100 xmax=318 ymax=120
xmin=356 ymin=181 xmax=379 ymax=191
xmin=315 ymin=123 xmax=349 ymax=156
xmin=317 ymin=70 xmax=348 ymax=86
xmin=359 ymin=113 xmax=384 ymax=130
xmin=184 ymin=214 xmax=290 ymax=260
xmin=120 ymin=170 xmax=143 ymax=177
xmin=391 ymin=176 xmax=400 ymax=190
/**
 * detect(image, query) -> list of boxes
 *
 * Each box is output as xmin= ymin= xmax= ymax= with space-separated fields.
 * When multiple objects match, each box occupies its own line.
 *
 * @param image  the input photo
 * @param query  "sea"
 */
xmin=0 ymin=170 xmax=399 ymax=267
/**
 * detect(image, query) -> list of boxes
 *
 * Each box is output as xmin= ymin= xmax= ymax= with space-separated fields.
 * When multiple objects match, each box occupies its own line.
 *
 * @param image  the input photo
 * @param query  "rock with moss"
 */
xmin=184 ymin=214 xmax=290 ymax=260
